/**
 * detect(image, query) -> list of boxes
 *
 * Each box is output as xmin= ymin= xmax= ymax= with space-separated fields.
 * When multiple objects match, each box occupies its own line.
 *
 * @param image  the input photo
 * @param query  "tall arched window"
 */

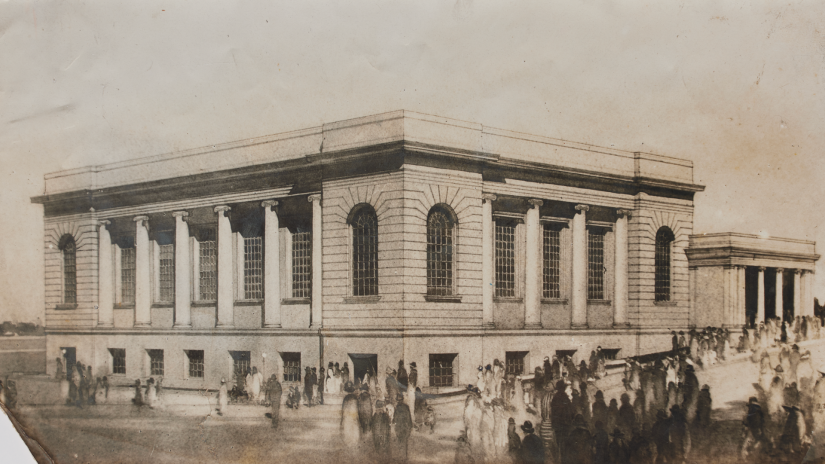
xmin=427 ymin=205 xmax=456 ymax=296
xmin=350 ymin=204 xmax=378 ymax=296
xmin=59 ymin=235 xmax=77 ymax=304
xmin=655 ymin=227 xmax=675 ymax=302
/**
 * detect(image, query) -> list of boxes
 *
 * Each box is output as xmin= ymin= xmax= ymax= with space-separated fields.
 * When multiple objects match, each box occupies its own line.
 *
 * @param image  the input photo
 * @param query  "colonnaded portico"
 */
xmin=686 ymin=233 xmax=819 ymax=329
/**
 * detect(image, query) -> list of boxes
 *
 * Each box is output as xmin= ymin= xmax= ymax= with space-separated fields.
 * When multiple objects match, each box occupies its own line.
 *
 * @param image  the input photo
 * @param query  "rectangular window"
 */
xmin=505 ymin=351 xmax=528 ymax=376
xmin=186 ymin=350 xmax=204 ymax=378
xmin=121 ymin=247 xmax=136 ymax=304
xmin=292 ymin=231 xmax=312 ymax=299
xmin=148 ymin=349 xmax=164 ymax=376
xmin=199 ymin=229 xmax=217 ymax=301
xmin=110 ymin=348 xmax=126 ymax=375
xmin=495 ymin=219 xmax=517 ymax=298
xmin=231 ymin=351 xmax=251 ymax=378
xmin=588 ymin=231 xmax=605 ymax=300
xmin=159 ymin=244 xmax=175 ymax=302
xmin=429 ymin=353 xmax=457 ymax=388
xmin=244 ymin=236 xmax=263 ymax=300
xmin=281 ymin=352 xmax=302 ymax=382
xmin=543 ymin=225 xmax=561 ymax=299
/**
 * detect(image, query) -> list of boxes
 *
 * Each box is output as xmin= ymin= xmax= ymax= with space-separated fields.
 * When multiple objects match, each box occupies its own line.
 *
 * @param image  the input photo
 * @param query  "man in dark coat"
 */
xmin=267 ymin=374 xmax=282 ymax=428
xmin=507 ymin=417 xmax=522 ymax=461
xmin=520 ymin=421 xmax=545 ymax=464
xmin=672 ymin=331 xmax=679 ymax=353
xmin=551 ymin=380 xmax=574 ymax=447
xmin=593 ymin=420 xmax=610 ymax=464
xmin=371 ymin=400 xmax=391 ymax=462
xmin=358 ymin=384 xmax=373 ymax=434
xmin=304 ymin=366 xmax=315 ymax=407
xmin=408 ymin=362 xmax=418 ymax=389
xmin=618 ymin=393 xmax=636 ymax=437
xmin=609 ymin=429 xmax=631 ymax=464
xmin=695 ymin=384 xmax=712 ymax=428
xmin=651 ymin=409 xmax=671 ymax=462
xmin=592 ymin=390 xmax=608 ymax=429
xmin=393 ymin=394 xmax=413 ymax=462
xmin=385 ymin=367 xmax=399 ymax=407
xmin=564 ymin=414 xmax=594 ymax=464
xmin=543 ymin=356 xmax=553 ymax=385
xmin=318 ymin=366 xmax=325 ymax=405
xmin=682 ymin=365 xmax=700 ymax=422
xmin=744 ymin=397 xmax=765 ymax=442
xmin=397 ymin=360 xmax=409 ymax=391
xmin=668 ymin=405 xmax=690 ymax=462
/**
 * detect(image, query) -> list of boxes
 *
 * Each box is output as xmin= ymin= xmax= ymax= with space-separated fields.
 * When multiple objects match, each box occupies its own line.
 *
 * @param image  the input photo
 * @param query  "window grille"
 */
xmin=244 ymin=236 xmax=263 ymax=300
xmin=292 ymin=230 xmax=312 ymax=298
xmin=281 ymin=352 xmax=302 ymax=382
xmin=61 ymin=237 xmax=77 ymax=304
xmin=198 ymin=229 xmax=217 ymax=301
xmin=351 ymin=207 xmax=378 ymax=296
xmin=655 ymin=228 xmax=675 ymax=302
xmin=495 ymin=219 xmax=517 ymax=297
xmin=543 ymin=226 xmax=561 ymax=299
xmin=429 ymin=353 xmax=457 ymax=388
xmin=148 ymin=349 xmax=164 ymax=376
xmin=505 ymin=351 xmax=528 ymax=376
xmin=588 ymin=231 xmax=605 ymax=300
xmin=110 ymin=348 xmax=126 ymax=375
xmin=159 ymin=244 xmax=174 ymax=301
xmin=186 ymin=350 xmax=204 ymax=378
xmin=231 ymin=351 xmax=251 ymax=378
xmin=427 ymin=208 xmax=454 ymax=296
xmin=121 ymin=247 xmax=136 ymax=304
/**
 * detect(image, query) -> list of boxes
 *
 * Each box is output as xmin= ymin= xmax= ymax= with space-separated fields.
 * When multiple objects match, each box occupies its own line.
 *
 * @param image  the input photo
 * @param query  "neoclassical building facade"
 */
xmin=33 ymin=111 xmax=706 ymax=391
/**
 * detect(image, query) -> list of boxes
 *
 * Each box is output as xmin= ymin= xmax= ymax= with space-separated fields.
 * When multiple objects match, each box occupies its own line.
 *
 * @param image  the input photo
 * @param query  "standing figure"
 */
xmin=394 ymin=393 xmax=413 ymax=462
xmin=145 ymin=377 xmax=156 ymax=408
xmin=371 ymin=401 xmax=391 ymax=462
xmin=397 ymin=360 xmax=408 ymax=391
xmin=132 ymin=379 xmax=144 ymax=408
xmin=358 ymin=384 xmax=373 ymax=434
xmin=520 ymin=421 xmax=545 ymax=464
xmin=217 ymin=378 xmax=228 ymax=416
xmin=407 ymin=362 xmax=418 ymax=422
xmin=385 ymin=368 xmax=399 ymax=407
xmin=249 ymin=367 xmax=262 ymax=402
xmin=318 ymin=366 xmax=325 ymax=405
xmin=267 ymin=374 xmax=282 ymax=428
xmin=564 ymin=414 xmax=594 ymax=464
xmin=304 ymin=366 xmax=315 ymax=407
xmin=341 ymin=381 xmax=361 ymax=446
xmin=609 ymin=429 xmax=631 ymax=464
xmin=341 ymin=362 xmax=350 ymax=385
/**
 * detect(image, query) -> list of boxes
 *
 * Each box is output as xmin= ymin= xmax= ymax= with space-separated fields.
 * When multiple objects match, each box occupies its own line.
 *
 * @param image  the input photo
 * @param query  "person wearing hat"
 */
xmin=476 ymin=365 xmax=486 ymax=394
xmin=520 ymin=420 xmax=544 ymax=464
xmin=668 ymin=405 xmax=690 ymax=462
xmin=407 ymin=361 xmax=418 ymax=423
xmin=341 ymin=381 xmax=360 ymax=446
xmin=397 ymin=359 xmax=408 ymax=391
xmin=743 ymin=397 xmax=765 ymax=444
xmin=393 ymin=393 xmax=413 ymax=461
xmin=608 ymin=428 xmax=630 ymax=464
xmin=780 ymin=405 xmax=806 ymax=456
xmin=550 ymin=379 xmax=573 ymax=445
xmin=682 ymin=363 xmax=700 ymax=423
xmin=564 ymin=413 xmax=594 ymax=464
xmin=217 ymin=378 xmax=228 ymax=416
xmin=370 ymin=400 xmax=391 ymax=460
xmin=506 ymin=416 xmax=521 ymax=460
xmin=266 ymin=374 xmax=282 ymax=428
xmin=385 ymin=367 xmax=399 ymax=408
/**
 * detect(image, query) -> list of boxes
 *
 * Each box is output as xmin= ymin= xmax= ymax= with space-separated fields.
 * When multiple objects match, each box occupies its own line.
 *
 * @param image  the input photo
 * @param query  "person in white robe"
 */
xmin=217 ymin=378 xmax=229 ymax=416
xmin=249 ymin=367 xmax=263 ymax=402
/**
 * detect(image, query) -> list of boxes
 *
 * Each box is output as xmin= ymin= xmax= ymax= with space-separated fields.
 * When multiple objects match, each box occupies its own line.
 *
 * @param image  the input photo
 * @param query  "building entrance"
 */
xmin=61 ymin=347 xmax=76 ymax=381
xmin=348 ymin=353 xmax=378 ymax=383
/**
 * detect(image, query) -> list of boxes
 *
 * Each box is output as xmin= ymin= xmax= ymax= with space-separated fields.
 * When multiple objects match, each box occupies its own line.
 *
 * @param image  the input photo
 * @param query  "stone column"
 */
xmin=173 ymin=211 xmax=191 ymax=328
xmin=794 ymin=270 xmax=802 ymax=318
xmin=756 ymin=267 xmax=766 ymax=324
xmin=215 ymin=206 xmax=234 ymax=328
xmin=737 ymin=266 xmax=746 ymax=326
xmin=613 ymin=209 xmax=631 ymax=327
xmin=803 ymin=271 xmax=814 ymax=317
xmin=482 ymin=194 xmax=497 ymax=328
xmin=524 ymin=199 xmax=543 ymax=329
xmin=571 ymin=204 xmax=589 ymax=328
xmin=309 ymin=195 xmax=323 ymax=329
xmin=776 ymin=268 xmax=784 ymax=321
xmin=97 ymin=220 xmax=114 ymax=327
xmin=134 ymin=216 xmax=151 ymax=327
xmin=262 ymin=200 xmax=281 ymax=328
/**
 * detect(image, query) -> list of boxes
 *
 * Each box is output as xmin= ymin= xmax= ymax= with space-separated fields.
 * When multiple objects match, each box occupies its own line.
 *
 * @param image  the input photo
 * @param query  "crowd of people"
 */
xmin=54 ymin=357 xmax=112 ymax=408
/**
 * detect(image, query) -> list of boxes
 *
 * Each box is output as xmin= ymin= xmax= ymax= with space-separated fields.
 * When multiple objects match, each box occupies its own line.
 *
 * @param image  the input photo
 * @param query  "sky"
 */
xmin=1 ymin=0 xmax=824 ymax=323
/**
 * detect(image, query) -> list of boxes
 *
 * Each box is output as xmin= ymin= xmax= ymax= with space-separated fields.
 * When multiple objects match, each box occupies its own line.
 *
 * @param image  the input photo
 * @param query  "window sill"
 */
xmin=343 ymin=296 xmax=381 ymax=304
xmin=191 ymin=300 xmax=216 ymax=307
xmin=541 ymin=298 xmax=569 ymax=305
xmin=424 ymin=295 xmax=462 ymax=303
xmin=281 ymin=298 xmax=311 ymax=305
xmin=151 ymin=303 xmax=173 ymax=308
xmin=55 ymin=304 xmax=77 ymax=310
xmin=654 ymin=301 xmax=678 ymax=307
xmin=234 ymin=300 xmax=263 ymax=306
xmin=587 ymin=299 xmax=612 ymax=306
xmin=494 ymin=297 xmax=524 ymax=303
xmin=114 ymin=304 xmax=135 ymax=309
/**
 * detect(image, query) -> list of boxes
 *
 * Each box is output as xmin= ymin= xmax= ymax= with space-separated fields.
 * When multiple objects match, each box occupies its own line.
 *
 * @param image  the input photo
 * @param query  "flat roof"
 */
xmin=687 ymin=232 xmax=819 ymax=269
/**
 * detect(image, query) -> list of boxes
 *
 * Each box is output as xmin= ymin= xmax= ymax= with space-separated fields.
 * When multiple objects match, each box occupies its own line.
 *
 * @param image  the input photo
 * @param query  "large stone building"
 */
xmin=33 ymin=110 xmax=710 ymax=391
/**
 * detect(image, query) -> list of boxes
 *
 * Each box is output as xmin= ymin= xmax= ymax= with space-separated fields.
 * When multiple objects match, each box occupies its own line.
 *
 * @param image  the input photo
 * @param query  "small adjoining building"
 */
xmin=686 ymin=233 xmax=819 ymax=329
xmin=30 ymin=110 xmax=722 ymax=391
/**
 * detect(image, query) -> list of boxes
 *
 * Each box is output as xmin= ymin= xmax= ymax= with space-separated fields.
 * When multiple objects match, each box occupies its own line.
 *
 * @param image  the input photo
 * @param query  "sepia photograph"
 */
xmin=1 ymin=1 xmax=825 ymax=463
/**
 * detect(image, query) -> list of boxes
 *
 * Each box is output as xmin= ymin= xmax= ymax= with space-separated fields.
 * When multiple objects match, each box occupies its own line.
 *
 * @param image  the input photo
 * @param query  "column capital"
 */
xmin=482 ymin=193 xmax=497 ymax=202
xmin=97 ymin=219 xmax=111 ymax=227
xmin=776 ymin=267 xmax=785 ymax=273
xmin=527 ymin=199 xmax=544 ymax=208
xmin=794 ymin=269 xmax=803 ymax=275
xmin=133 ymin=216 xmax=149 ymax=229
xmin=757 ymin=266 xmax=766 ymax=272
xmin=575 ymin=204 xmax=590 ymax=213
xmin=172 ymin=211 xmax=189 ymax=219
xmin=261 ymin=199 xmax=279 ymax=209
xmin=307 ymin=194 xmax=322 ymax=203
xmin=616 ymin=209 xmax=632 ymax=218
xmin=213 ymin=205 xmax=231 ymax=216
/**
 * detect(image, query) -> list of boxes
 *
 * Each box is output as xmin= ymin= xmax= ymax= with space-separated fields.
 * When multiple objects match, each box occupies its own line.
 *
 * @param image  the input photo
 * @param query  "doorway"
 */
xmin=348 ymin=353 xmax=378 ymax=383
xmin=61 ymin=347 xmax=76 ymax=381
